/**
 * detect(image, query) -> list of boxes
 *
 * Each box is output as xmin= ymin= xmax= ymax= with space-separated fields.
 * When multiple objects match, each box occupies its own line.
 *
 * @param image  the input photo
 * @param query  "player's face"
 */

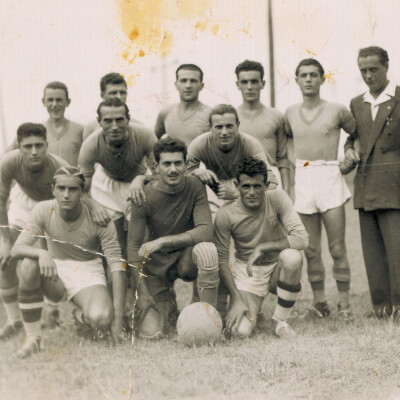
xmin=98 ymin=106 xmax=129 ymax=145
xmin=358 ymin=55 xmax=388 ymax=96
xmin=52 ymin=176 xmax=83 ymax=211
xmin=175 ymin=69 xmax=204 ymax=102
xmin=236 ymin=71 xmax=265 ymax=102
xmin=157 ymin=152 xmax=186 ymax=187
xmin=238 ymin=174 xmax=266 ymax=211
xmin=42 ymin=88 xmax=70 ymax=121
xmin=295 ymin=65 xmax=324 ymax=96
xmin=19 ymin=136 xmax=48 ymax=171
xmin=211 ymin=113 xmax=239 ymax=153
xmin=102 ymin=83 xmax=128 ymax=102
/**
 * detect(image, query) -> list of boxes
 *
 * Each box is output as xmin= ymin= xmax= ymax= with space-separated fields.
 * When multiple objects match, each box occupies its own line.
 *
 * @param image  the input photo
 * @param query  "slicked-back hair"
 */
xmin=43 ymin=81 xmax=69 ymax=100
xmin=100 ymin=72 xmax=127 ymax=93
xmin=295 ymin=58 xmax=325 ymax=78
xmin=175 ymin=64 xmax=204 ymax=82
xmin=209 ymin=104 xmax=239 ymax=126
xmin=153 ymin=137 xmax=187 ymax=163
xmin=53 ymin=166 xmax=85 ymax=189
xmin=96 ymin=98 xmax=130 ymax=120
xmin=358 ymin=46 xmax=389 ymax=67
xmin=237 ymin=157 xmax=268 ymax=184
xmin=235 ymin=60 xmax=265 ymax=80
xmin=17 ymin=123 xmax=47 ymax=144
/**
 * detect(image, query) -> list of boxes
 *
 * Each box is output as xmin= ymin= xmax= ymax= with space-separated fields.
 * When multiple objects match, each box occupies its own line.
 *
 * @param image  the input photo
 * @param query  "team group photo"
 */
xmin=1 ymin=1 xmax=400 ymax=399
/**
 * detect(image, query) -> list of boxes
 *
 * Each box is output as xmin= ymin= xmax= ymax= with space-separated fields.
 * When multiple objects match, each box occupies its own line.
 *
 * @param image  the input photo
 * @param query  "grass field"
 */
xmin=2 ymin=173 xmax=400 ymax=400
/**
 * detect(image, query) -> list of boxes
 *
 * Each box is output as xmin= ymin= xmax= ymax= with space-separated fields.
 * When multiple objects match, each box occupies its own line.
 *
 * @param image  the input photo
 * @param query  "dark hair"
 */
xmin=235 ymin=60 xmax=264 ymax=80
xmin=175 ymin=64 xmax=203 ymax=82
xmin=358 ymin=46 xmax=389 ymax=66
xmin=96 ymin=98 xmax=130 ymax=120
xmin=237 ymin=157 xmax=268 ymax=184
xmin=209 ymin=104 xmax=239 ymax=125
xmin=100 ymin=72 xmax=127 ymax=93
xmin=53 ymin=166 xmax=85 ymax=189
xmin=295 ymin=58 xmax=325 ymax=78
xmin=43 ymin=81 xmax=69 ymax=100
xmin=17 ymin=123 xmax=47 ymax=144
xmin=153 ymin=137 xmax=187 ymax=163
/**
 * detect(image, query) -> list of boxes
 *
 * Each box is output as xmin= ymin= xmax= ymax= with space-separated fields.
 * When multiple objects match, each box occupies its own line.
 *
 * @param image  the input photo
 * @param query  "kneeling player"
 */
xmin=214 ymin=158 xmax=308 ymax=337
xmin=127 ymin=138 xmax=219 ymax=339
xmin=11 ymin=167 xmax=125 ymax=358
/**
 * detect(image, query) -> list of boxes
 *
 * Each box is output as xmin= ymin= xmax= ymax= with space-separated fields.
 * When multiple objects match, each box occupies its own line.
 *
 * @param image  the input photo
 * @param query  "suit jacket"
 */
xmin=345 ymin=85 xmax=400 ymax=211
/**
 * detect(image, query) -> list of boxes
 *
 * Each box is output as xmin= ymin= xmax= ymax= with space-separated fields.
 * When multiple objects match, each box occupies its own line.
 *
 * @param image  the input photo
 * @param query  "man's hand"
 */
xmin=111 ymin=315 xmax=124 ymax=345
xmin=38 ymin=251 xmax=58 ymax=279
xmin=225 ymin=297 xmax=249 ymax=334
xmin=88 ymin=201 xmax=111 ymax=227
xmin=217 ymin=182 xmax=238 ymax=200
xmin=246 ymin=245 xmax=263 ymax=277
xmin=192 ymin=169 xmax=218 ymax=186
xmin=134 ymin=294 xmax=159 ymax=323
xmin=0 ymin=240 xmax=12 ymax=270
xmin=128 ymin=176 xmax=147 ymax=207
xmin=345 ymin=148 xmax=360 ymax=165
xmin=138 ymin=238 xmax=166 ymax=259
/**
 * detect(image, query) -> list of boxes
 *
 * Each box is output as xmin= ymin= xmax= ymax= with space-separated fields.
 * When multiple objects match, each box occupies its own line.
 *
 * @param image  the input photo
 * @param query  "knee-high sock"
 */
xmin=0 ymin=284 xmax=22 ymax=324
xmin=18 ymin=288 xmax=44 ymax=338
xmin=193 ymin=242 xmax=220 ymax=308
xmin=273 ymin=280 xmax=301 ymax=322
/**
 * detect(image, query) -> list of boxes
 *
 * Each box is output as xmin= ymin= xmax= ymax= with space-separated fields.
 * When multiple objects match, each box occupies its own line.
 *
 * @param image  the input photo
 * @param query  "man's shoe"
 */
xmin=337 ymin=304 xmax=354 ymax=322
xmin=15 ymin=336 xmax=42 ymax=359
xmin=72 ymin=308 xmax=93 ymax=339
xmin=42 ymin=309 xmax=63 ymax=329
xmin=302 ymin=301 xmax=331 ymax=320
xmin=0 ymin=321 xmax=24 ymax=340
xmin=273 ymin=319 xmax=296 ymax=338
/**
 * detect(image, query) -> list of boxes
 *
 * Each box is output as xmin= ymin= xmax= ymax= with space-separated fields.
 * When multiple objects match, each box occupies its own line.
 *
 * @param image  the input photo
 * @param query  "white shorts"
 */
xmin=232 ymin=259 xmax=277 ymax=298
xmin=91 ymin=165 xmax=131 ymax=221
xmin=8 ymin=184 xmax=37 ymax=229
xmin=55 ymin=257 xmax=107 ymax=301
xmin=294 ymin=160 xmax=351 ymax=214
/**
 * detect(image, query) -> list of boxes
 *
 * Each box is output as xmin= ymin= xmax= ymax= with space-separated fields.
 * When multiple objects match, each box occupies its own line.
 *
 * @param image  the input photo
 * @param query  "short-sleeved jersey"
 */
xmin=44 ymin=119 xmax=83 ymax=167
xmin=82 ymin=118 xmax=144 ymax=141
xmin=16 ymin=200 xmax=124 ymax=272
xmin=78 ymin=123 xmax=157 ymax=182
xmin=154 ymin=103 xmax=211 ymax=146
xmin=0 ymin=150 xmax=68 ymax=205
xmin=186 ymin=130 xmax=277 ymax=185
xmin=214 ymin=189 xmax=308 ymax=266
xmin=285 ymin=101 xmax=356 ymax=161
xmin=238 ymin=105 xmax=289 ymax=169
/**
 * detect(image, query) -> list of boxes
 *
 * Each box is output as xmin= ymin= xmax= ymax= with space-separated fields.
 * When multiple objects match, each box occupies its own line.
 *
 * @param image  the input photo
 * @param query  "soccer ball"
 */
xmin=177 ymin=302 xmax=223 ymax=346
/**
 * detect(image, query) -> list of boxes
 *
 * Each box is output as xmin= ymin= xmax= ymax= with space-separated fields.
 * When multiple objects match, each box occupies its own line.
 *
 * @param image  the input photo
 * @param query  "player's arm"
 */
xmin=276 ymin=116 xmax=290 ymax=193
xmin=186 ymin=144 xmax=219 ymax=187
xmin=154 ymin=109 xmax=167 ymax=139
xmin=343 ymin=101 xmax=360 ymax=165
xmin=214 ymin=209 xmax=249 ymax=333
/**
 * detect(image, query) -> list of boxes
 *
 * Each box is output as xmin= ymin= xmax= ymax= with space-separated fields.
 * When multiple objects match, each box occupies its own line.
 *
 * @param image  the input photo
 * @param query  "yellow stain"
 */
xmin=195 ymin=20 xmax=208 ymax=31
xmin=122 ymin=390 xmax=127 ymax=395
xmin=305 ymin=48 xmax=317 ymax=56
xmin=211 ymin=24 xmax=220 ymax=35
xmin=303 ymin=161 xmax=309 ymax=167
xmin=138 ymin=49 xmax=145 ymax=57
xmin=323 ymin=70 xmax=338 ymax=83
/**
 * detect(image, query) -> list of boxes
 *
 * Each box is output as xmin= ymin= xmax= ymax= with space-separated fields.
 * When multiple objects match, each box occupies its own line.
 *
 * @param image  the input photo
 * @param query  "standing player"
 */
xmin=154 ymin=64 xmax=211 ymax=146
xmin=78 ymin=98 xmax=157 ymax=255
xmin=285 ymin=58 xmax=356 ymax=320
xmin=127 ymin=138 xmax=219 ymax=338
xmin=345 ymin=46 xmax=400 ymax=319
xmin=215 ymin=158 xmax=307 ymax=337
xmin=235 ymin=60 xmax=290 ymax=192
xmin=11 ymin=166 xmax=125 ymax=358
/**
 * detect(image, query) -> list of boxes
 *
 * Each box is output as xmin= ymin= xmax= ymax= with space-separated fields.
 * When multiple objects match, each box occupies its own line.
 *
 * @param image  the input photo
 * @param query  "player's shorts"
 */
xmin=54 ymin=257 xmax=107 ymax=301
xmin=8 ymin=184 xmax=37 ymax=229
xmin=90 ymin=165 xmax=130 ymax=221
xmin=233 ymin=258 xmax=277 ymax=298
xmin=294 ymin=159 xmax=351 ymax=214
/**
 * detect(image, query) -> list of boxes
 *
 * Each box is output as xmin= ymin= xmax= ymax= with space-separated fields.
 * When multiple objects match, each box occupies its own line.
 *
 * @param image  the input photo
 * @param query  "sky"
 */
xmin=0 ymin=0 xmax=398 ymax=152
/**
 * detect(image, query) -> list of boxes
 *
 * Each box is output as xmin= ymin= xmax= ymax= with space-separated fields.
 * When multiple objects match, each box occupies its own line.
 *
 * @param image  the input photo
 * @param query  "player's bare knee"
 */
xmin=329 ymin=241 xmax=346 ymax=262
xmin=193 ymin=242 xmax=219 ymax=289
xmin=87 ymin=306 xmax=113 ymax=328
xmin=279 ymin=249 xmax=303 ymax=276
xmin=19 ymin=258 xmax=40 ymax=286
xmin=304 ymin=243 xmax=320 ymax=261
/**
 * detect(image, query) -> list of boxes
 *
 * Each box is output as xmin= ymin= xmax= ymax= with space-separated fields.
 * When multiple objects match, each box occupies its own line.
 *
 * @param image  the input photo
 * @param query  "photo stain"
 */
xmin=323 ymin=69 xmax=338 ymax=83
xmin=303 ymin=161 xmax=309 ymax=167
xmin=305 ymin=48 xmax=317 ymax=56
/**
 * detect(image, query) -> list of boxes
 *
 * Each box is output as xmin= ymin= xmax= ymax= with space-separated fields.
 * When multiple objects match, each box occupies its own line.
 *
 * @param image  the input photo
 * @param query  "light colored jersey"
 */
xmin=285 ymin=101 xmax=356 ymax=161
xmin=78 ymin=123 xmax=157 ymax=182
xmin=44 ymin=119 xmax=83 ymax=167
xmin=214 ymin=189 xmax=308 ymax=266
xmin=186 ymin=130 xmax=278 ymax=185
xmin=16 ymin=199 xmax=124 ymax=272
xmin=154 ymin=102 xmax=211 ymax=146
xmin=238 ymin=105 xmax=289 ymax=169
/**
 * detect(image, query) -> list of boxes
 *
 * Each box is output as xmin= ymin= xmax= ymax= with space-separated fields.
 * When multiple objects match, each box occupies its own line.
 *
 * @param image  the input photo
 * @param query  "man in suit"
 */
xmin=345 ymin=46 xmax=400 ymax=319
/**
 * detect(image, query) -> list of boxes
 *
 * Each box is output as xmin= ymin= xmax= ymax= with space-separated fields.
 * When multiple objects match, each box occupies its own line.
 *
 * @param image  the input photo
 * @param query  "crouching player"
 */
xmin=214 ymin=158 xmax=308 ymax=337
xmin=127 ymin=138 xmax=219 ymax=339
xmin=11 ymin=167 xmax=126 ymax=358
